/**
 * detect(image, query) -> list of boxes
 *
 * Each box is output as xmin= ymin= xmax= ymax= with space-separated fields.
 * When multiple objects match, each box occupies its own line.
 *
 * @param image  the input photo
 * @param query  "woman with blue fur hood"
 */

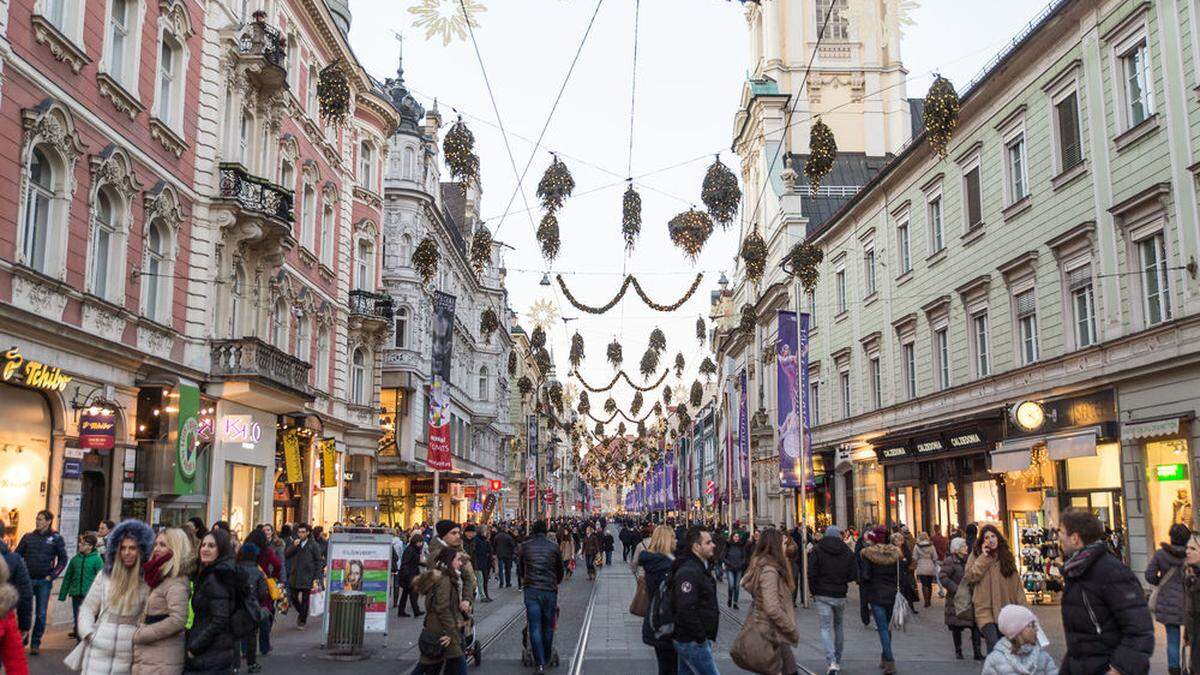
xmin=74 ymin=519 xmax=154 ymax=675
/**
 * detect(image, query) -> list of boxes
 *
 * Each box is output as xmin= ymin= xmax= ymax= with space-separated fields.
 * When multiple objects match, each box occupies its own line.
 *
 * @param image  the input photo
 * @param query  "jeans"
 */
xmin=258 ymin=611 xmax=274 ymax=655
xmin=240 ymin=623 xmax=259 ymax=666
xmin=70 ymin=596 xmax=83 ymax=639
xmin=870 ymin=603 xmax=894 ymax=662
xmin=475 ymin=570 xmax=487 ymax=599
xmin=1166 ymin=623 xmax=1182 ymax=668
xmin=524 ymin=588 xmax=557 ymax=667
xmin=605 ymin=550 xmax=612 ymax=565
xmin=981 ymin=622 xmax=1001 ymax=652
xmin=289 ymin=587 xmax=311 ymax=624
xmin=814 ymin=595 xmax=845 ymax=666
xmin=499 ymin=558 xmax=513 ymax=587
xmin=725 ymin=569 xmax=742 ymax=604
xmin=31 ymin=578 xmax=51 ymax=647
xmin=410 ymin=655 xmax=467 ymax=675
xmin=653 ymin=644 xmax=678 ymax=675
xmin=674 ymin=640 xmax=720 ymax=675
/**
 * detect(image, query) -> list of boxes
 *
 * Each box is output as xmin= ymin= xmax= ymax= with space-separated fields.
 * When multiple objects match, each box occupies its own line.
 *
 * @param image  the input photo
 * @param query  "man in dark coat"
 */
xmin=465 ymin=524 xmax=494 ymax=602
xmin=285 ymin=523 xmax=324 ymax=628
xmin=493 ymin=527 xmax=517 ymax=588
xmin=1059 ymin=508 xmax=1153 ymax=675
xmin=672 ymin=526 xmax=719 ymax=673
xmin=808 ymin=525 xmax=857 ymax=672
xmin=16 ymin=509 xmax=67 ymax=653
xmin=0 ymin=539 xmax=31 ymax=636
xmin=518 ymin=520 xmax=564 ymax=674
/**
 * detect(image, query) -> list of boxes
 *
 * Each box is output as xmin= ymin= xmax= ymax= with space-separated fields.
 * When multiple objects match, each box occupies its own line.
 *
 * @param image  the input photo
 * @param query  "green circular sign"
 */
xmin=177 ymin=416 xmax=199 ymax=480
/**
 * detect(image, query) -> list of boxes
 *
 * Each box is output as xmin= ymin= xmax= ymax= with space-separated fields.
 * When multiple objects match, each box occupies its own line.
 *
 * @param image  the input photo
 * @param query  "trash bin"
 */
xmin=325 ymin=591 xmax=366 ymax=653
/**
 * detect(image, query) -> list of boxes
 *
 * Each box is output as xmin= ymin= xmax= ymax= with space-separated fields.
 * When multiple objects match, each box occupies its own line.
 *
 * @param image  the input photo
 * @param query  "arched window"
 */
xmin=301 ymin=183 xmax=315 ymax=250
xmin=23 ymin=147 xmax=54 ymax=273
xmin=321 ymin=197 xmax=335 ymax=266
xmin=239 ymin=110 xmax=252 ymax=167
xmin=400 ymin=233 xmax=413 ymax=263
xmin=294 ymin=313 xmax=308 ymax=360
xmin=351 ymin=348 xmax=366 ymax=405
xmin=394 ymin=306 xmax=408 ymax=348
xmin=229 ymin=264 xmax=245 ymax=338
xmin=478 ymin=366 xmax=489 ymax=402
xmin=356 ymin=240 xmax=373 ymax=290
xmin=142 ymin=221 xmax=169 ymax=322
xmin=403 ymin=147 xmax=416 ymax=180
xmin=278 ymin=157 xmax=294 ymax=191
xmin=91 ymin=189 xmax=117 ymax=299
xmin=271 ymin=298 xmax=288 ymax=349
xmin=315 ymin=325 xmax=330 ymax=390
xmin=359 ymin=142 xmax=374 ymax=190
xmin=306 ymin=64 xmax=318 ymax=116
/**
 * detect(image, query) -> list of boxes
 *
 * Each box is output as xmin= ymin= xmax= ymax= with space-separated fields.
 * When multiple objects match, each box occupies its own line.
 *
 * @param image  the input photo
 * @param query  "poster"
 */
xmin=319 ymin=438 xmax=338 ymax=488
xmin=431 ymin=291 xmax=456 ymax=383
xmin=777 ymin=311 xmax=802 ymax=488
xmin=323 ymin=532 xmax=392 ymax=634
xmin=426 ymin=377 xmax=452 ymax=471
xmin=173 ymin=379 xmax=200 ymax=495
xmin=283 ymin=429 xmax=304 ymax=484
xmin=738 ymin=370 xmax=749 ymax=498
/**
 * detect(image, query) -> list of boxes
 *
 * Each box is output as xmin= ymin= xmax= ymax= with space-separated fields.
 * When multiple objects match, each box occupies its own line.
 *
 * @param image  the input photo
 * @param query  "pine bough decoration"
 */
xmin=444 ymin=117 xmax=481 ymax=193
xmin=668 ymin=209 xmax=715 ymax=261
xmin=469 ymin=225 xmax=492 ymax=277
xmin=411 ymin=236 xmax=440 ymax=284
xmin=696 ymin=316 xmax=706 ymax=344
xmin=537 ymin=155 xmax=576 ymax=213
xmin=531 ymin=326 xmax=547 ymax=350
xmin=537 ymin=213 xmax=561 ymax=262
xmin=690 ymin=380 xmax=704 ymax=409
xmin=630 ymin=391 xmax=643 ymax=416
xmin=701 ymin=156 xmax=741 ymax=228
xmin=699 ymin=356 xmax=717 ymax=380
xmin=480 ymin=308 xmax=499 ymax=340
xmin=607 ymin=340 xmax=623 ymax=368
xmin=569 ymin=331 xmax=585 ymax=368
xmin=925 ymin=74 xmax=961 ymax=159
xmin=622 ymin=184 xmax=642 ymax=252
xmin=740 ymin=228 xmax=768 ymax=285
xmin=518 ymin=376 xmax=533 ymax=397
xmin=604 ymin=397 xmax=617 ymax=415
xmin=507 ymin=350 xmax=517 ymax=376
xmin=805 ymin=117 xmax=837 ymax=192
xmin=317 ymin=63 xmax=351 ymax=125
xmin=578 ymin=390 xmax=591 ymax=414
xmin=640 ymin=348 xmax=660 ymax=379
xmin=674 ymin=352 xmax=685 ymax=378
xmin=786 ymin=241 xmax=824 ymax=292
xmin=739 ymin=303 xmax=757 ymax=335
xmin=534 ymin=347 xmax=552 ymax=377
xmin=648 ymin=327 xmax=666 ymax=354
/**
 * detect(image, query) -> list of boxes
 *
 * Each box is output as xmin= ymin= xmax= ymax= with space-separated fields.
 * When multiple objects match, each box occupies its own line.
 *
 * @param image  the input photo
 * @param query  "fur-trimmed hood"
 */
xmin=104 ymin=519 xmax=155 ymax=573
xmin=413 ymin=564 xmax=461 ymax=596
xmin=861 ymin=543 xmax=902 ymax=565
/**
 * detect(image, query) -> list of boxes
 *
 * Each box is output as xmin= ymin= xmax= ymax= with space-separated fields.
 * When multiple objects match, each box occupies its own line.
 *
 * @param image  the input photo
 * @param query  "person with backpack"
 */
xmin=670 ymin=525 xmax=720 ymax=675
xmin=637 ymin=525 xmax=678 ymax=675
xmin=185 ymin=529 xmax=240 ymax=674
xmin=132 ymin=527 xmax=193 ymax=675
xmin=808 ymin=525 xmax=857 ymax=674
xmin=938 ymin=537 xmax=983 ymax=661
xmin=58 ymin=532 xmax=103 ymax=640
xmin=76 ymin=520 xmax=154 ymax=675
xmin=1146 ymin=523 xmax=1189 ymax=674
xmin=235 ymin=543 xmax=271 ymax=673
xmin=1059 ymin=508 xmax=1153 ymax=675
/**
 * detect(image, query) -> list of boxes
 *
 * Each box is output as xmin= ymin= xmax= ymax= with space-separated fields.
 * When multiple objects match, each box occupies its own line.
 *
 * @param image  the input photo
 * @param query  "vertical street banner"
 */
xmin=738 ymin=369 xmax=749 ymax=498
xmin=283 ymin=428 xmax=304 ymax=484
xmin=431 ymin=291 xmax=456 ymax=383
xmin=777 ymin=311 xmax=802 ymax=488
xmin=527 ymin=414 xmax=539 ymax=459
xmin=723 ymin=374 xmax=734 ymax=505
xmin=319 ymin=438 xmax=338 ymax=488
xmin=799 ymin=312 xmax=814 ymax=488
xmin=427 ymin=291 xmax=456 ymax=472
xmin=173 ymin=380 xmax=200 ymax=495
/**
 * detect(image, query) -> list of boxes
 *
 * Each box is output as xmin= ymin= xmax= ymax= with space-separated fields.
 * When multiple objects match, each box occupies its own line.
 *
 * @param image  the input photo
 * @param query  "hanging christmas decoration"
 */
xmin=668 ymin=209 xmax=715 ymax=261
xmin=616 ymin=421 xmax=626 ymax=438
xmin=630 ymin=391 xmax=644 ymax=416
xmin=479 ymin=308 xmax=499 ymax=340
xmin=739 ymin=303 xmax=757 ymax=335
xmin=534 ymin=346 xmax=552 ymax=377
xmin=524 ymin=297 xmax=559 ymax=333
xmin=639 ymin=348 xmax=660 ymax=379
xmin=444 ymin=117 xmax=481 ymax=194
xmin=740 ymin=228 xmax=768 ymax=285
xmin=652 ymin=401 xmax=663 ymax=417
xmin=578 ymin=390 xmax=591 ymax=415
xmin=469 ymin=224 xmax=492 ymax=277
xmin=696 ymin=316 xmax=706 ymax=344
xmin=604 ymin=397 xmax=618 ymax=415
xmin=537 ymin=155 xmax=575 ymax=213
xmin=699 ymin=356 xmax=717 ymax=380
xmin=594 ymin=421 xmax=604 ymax=437
xmin=805 ymin=117 xmax=837 ymax=192
xmin=785 ymin=241 xmax=824 ymax=292
xmin=622 ymin=184 xmax=642 ymax=252
xmin=411 ymin=235 xmax=440 ymax=284
xmin=572 ymin=367 xmax=669 ymax=393
xmin=648 ymin=328 xmax=666 ymax=354
xmin=555 ymin=274 xmax=704 ymax=314
xmin=701 ymin=156 xmax=741 ymax=228
xmin=677 ymin=410 xmax=692 ymax=434
xmin=569 ymin=332 xmax=585 ymax=368
xmin=518 ymin=376 xmax=533 ymax=397
xmin=606 ymin=340 xmax=623 ymax=368
xmin=674 ymin=352 xmax=686 ymax=378
xmin=537 ymin=213 xmax=561 ymax=262
xmin=407 ymin=0 xmax=485 ymax=45
xmin=690 ymin=380 xmax=704 ymax=409
xmin=924 ymin=74 xmax=961 ymax=159
xmin=662 ymin=386 xmax=672 ymax=405
xmin=548 ymin=381 xmax=564 ymax=413
xmin=317 ymin=63 xmax=351 ymax=125
xmin=531 ymin=326 xmax=546 ymax=350
xmin=507 ymin=350 xmax=517 ymax=376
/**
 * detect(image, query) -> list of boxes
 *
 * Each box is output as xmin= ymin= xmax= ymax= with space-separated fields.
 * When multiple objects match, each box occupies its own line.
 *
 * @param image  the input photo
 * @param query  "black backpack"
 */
xmin=648 ymin=571 xmax=675 ymax=640
xmin=229 ymin=565 xmax=265 ymax=639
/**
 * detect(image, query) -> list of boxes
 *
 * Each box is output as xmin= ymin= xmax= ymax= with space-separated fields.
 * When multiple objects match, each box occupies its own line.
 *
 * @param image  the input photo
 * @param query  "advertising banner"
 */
xmin=480 ymin=492 xmax=498 ymax=523
xmin=527 ymin=414 xmax=539 ymax=458
xmin=320 ymin=438 xmax=338 ymax=488
xmin=426 ymin=377 xmax=452 ymax=471
xmin=173 ymin=380 xmax=201 ymax=495
xmin=324 ymin=532 xmax=392 ymax=634
xmin=777 ymin=311 xmax=802 ymax=488
xmin=283 ymin=429 xmax=304 ymax=484
xmin=738 ymin=370 xmax=749 ymax=498
xmin=79 ymin=410 xmax=116 ymax=450
xmin=431 ymin=291 xmax=456 ymax=383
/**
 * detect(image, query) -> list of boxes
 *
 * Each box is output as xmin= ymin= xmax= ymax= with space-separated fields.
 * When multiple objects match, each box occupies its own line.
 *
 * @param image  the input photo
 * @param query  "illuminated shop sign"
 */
xmin=79 ymin=408 xmax=117 ymax=450
xmin=2 ymin=347 xmax=71 ymax=392
xmin=219 ymin=415 xmax=264 ymax=449
xmin=1156 ymin=463 xmax=1188 ymax=481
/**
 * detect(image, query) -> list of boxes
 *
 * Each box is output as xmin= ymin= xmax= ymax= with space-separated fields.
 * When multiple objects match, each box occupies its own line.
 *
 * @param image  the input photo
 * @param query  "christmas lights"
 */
xmin=572 ymin=367 xmax=669 ymax=393
xmin=554 ymin=273 xmax=704 ymax=314
xmin=668 ymin=209 xmax=715 ymax=261
xmin=786 ymin=241 xmax=824 ymax=292
xmin=701 ymin=156 xmax=741 ymax=228
xmin=445 ymin=117 xmax=481 ymax=194
xmin=740 ymin=228 xmax=768 ymax=285
xmin=411 ymin=236 xmax=440 ymax=284
xmin=925 ymin=74 xmax=961 ymax=159
xmin=317 ymin=63 xmax=351 ymax=126
xmin=805 ymin=117 xmax=837 ymax=192
xmin=537 ymin=155 xmax=575 ymax=213
xmin=469 ymin=224 xmax=492 ymax=277
xmin=537 ymin=213 xmax=561 ymax=262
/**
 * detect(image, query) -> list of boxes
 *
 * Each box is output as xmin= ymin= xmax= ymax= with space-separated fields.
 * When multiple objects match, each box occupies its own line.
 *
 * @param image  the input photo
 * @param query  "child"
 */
xmin=57 ymin=532 xmax=102 ymax=640
xmin=981 ymin=604 xmax=1059 ymax=675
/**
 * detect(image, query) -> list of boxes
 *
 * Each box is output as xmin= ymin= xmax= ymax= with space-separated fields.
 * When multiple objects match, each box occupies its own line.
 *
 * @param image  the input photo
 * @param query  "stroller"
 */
xmin=520 ymin=605 xmax=561 ymax=667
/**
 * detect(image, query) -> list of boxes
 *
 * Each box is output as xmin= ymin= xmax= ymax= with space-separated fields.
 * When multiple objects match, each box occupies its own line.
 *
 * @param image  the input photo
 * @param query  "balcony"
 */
xmin=236 ymin=21 xmax=287 ymax=95
xmin=349 ymin=289 xmax=394 ymax=321
xmin=214 ymin=163 xmax=295 ymax=261
xmin=210 ymin=337 xmax=312 ymax=410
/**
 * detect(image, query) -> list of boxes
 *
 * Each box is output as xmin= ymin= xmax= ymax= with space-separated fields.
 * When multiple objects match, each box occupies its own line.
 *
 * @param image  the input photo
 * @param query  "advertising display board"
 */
xmin=323 ymin=531 xmax=393 ymax=634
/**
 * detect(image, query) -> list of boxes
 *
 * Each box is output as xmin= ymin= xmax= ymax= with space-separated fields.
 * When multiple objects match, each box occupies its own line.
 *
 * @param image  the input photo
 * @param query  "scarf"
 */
xmin=143 ymin=550 xmax=173 ymax=589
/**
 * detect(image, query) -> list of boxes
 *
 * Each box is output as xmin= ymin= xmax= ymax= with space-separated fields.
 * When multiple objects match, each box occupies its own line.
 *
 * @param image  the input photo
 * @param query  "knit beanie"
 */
xmin=435 ymin=519 xmax=458 ymax=539
xmin=824 ymin=525 xmax=841 ymax=540
xmin=869 ymin=525 xmax=889 ymax=543
xmin=950 ymin=537 xmax=967 ymax=554
xmin=997 ymin=604 xmax=1038 ymax=640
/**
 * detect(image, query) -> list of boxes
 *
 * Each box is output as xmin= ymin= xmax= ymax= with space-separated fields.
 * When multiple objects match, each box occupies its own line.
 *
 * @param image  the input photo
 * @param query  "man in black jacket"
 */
xmin=16 ymin=509 xmax=67 ymax=654
xmin=808 ymin=525 xmax=857 ymax=674
xmin=1059 ymin=508 xmax=1153 ymax=675
xmin=493 ymin=526 xmax=516 ymax=588
xmin=672 ymin=525 xmax=720 ymax=675
xmin=517 ymin=520 xmax=564 ymax=674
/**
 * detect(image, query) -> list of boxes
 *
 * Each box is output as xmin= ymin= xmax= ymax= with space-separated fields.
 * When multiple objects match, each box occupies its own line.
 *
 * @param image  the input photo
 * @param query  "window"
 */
xmin=478 ymin=367 xmax=489 ymax=401
xmin=403 ymin=147 xmax=417 ymax=179
xmin=963 ymin=166 xmax=982 ymax=229
xmin=278 ymin=158 xmax=294 ymax=191
xmin=935 ymin=327 xmax=950 ymax=390
xmin=901 ymin=342 xmax=916 ymax=399
xmin=1140 ymin=233 xmax=1172 ymax=325
xmin=815 ymin=0 xmax=849 ymax=40
xmin=868 ymin=357 xmax=882 ymax=409
xmin=107 ymin=0 xmax=132 ymax=83
xmin=1055 ymin=92 xmax=1083 ymax=171
xmin=321 ymin=201 xmax=335 ymax=266
xmin=91 ymin=190 xmax=117 ymax=299
xmin=229 ymin=265 xmax=245 ymax=338
xmin=271 ymin=299 xmax=288 ymax=349
xmin=972 ymin=311 xmax=991 ymax=377
xmin=359 ymin=142 xmax=374 ymax=191
xmin=156 ymin=37 xmax=181 ymax=127
xmin=301 ymin=184 xmax=315 ymax=250
xmin=896 ymin=221 xmax=911 ymax=274
xmin=835 ymin=268 xmax=847 ymax=314
xmin=351 ymin=348 xmax=367 ymax=405
xmin=306 ymin=64 xmax=318 ymax=116
xmin=927 ymin=195 xmax=944 ymax=253
xmin=864 ymin=247 xmax=877 ymax=295
xmin=394 ymin=307 xmax=409 ymax=348
xmin=315 ymin=327 xmax=330 ymax=390
xmin=810 ymin=381 xmax=820 ymax=425
xmin=1006 ymin=134 xmax=1028 ymax=203
xmin=1015 ymin=289 xmax=1039 ymax=365
xmin=143 ymin=222 xmax=169 ymax=322
xmin=239 ymin=111 xmax=252 ymax=166
xmin=356 ymin=240 xmax=374 ymax=290
xmin=294 ymin=314 xmax=308 ymax=360
xmin=1121 ymin=42 xmax=1153 ymax=127
xmin=23 ymin=148 xmax=54 ymax=273
xmin=839 ymin=370 xmax=851 ymax=419
xmin=43 ymin=0 xmax=67 ymax=28
xmin=1068 ymin=264 xmax=1096 ymax=348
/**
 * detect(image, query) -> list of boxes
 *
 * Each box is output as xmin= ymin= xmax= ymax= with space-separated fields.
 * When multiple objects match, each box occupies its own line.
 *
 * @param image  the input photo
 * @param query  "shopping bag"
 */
xmin=629 ymin=574 xmax=649 ymax=617
xmin=953 ymin=580 xmax=975 ymax=622
xmin=63 ymin=640 xmax=86 ymax=671
xmin=309 ymin=588 xmax=326 ymax=617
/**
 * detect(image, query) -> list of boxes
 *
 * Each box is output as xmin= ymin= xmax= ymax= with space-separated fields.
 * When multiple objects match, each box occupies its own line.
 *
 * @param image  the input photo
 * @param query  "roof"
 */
xmin=784 ymin=152 xmax=892 ymax=237
xmin=439 ymin=183 xmax=469 ymax=255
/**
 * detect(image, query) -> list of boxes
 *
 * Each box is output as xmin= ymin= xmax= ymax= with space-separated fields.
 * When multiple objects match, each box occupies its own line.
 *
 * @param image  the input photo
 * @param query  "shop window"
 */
xmin=1146 ymin=438 xmax=1193 ymax=546
xmin=223 ymin=462 xmax=264 ymax=541
xmin=1064 ymin=442 xmax=1122 ymax=491
xmin=970 ymin=479 xmax=1001 ymax=523
xmin=0 ymin=383 xmax=53 ymax=543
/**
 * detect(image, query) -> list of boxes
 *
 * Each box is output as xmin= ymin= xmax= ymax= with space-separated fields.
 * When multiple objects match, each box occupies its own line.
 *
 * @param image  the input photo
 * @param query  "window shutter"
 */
xmin=1067 ymin=264 xmax=1092 ymax=291
xmin=1015 ymin=290 xmax=1036 ymax=318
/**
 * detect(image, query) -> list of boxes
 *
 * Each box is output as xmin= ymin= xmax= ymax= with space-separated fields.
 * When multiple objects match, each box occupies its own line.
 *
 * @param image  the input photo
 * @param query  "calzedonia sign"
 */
xmin=874 ymin=424 xmax=998 ymax=462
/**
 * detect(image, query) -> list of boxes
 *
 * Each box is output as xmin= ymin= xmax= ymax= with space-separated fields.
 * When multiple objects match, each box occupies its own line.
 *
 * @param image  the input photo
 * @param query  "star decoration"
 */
xmin=672 ymin=384 xmax=688 ymax=404
xmin=525 ymin=297 xmax=560 ymax=333
xmin=408 ymin=0 xmax=486 ymax=46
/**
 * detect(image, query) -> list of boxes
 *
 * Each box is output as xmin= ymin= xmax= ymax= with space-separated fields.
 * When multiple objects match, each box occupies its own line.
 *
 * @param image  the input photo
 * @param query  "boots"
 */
xmin=954 ymin=647 xmax=963 ymax=660
xmin=1168 ymin=668 xmax=1181 ymax=675
xmin=882 ymin=659 xmax=896 ymax=674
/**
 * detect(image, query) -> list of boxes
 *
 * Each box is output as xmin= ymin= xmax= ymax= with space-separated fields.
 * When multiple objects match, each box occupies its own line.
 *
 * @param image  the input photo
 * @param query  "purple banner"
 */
xmin=739 ymin=370 xmax=749 ymax=498
xmin=777 ymin=311 xmax=802 ymax=487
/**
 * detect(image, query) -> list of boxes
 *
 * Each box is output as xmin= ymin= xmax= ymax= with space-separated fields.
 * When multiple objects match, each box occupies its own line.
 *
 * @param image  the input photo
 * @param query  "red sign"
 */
xmin=490 ymin=480 xmax=503 ymax=491
xmin=704 ymin=480 xmax=715 ymax=495
xmin=79 ymin=410 xmax=116 ymax=450
xmin=426 ymin=378 xmax=452 ymax=471
xmin=544 ymin=488 xmax=555 ymax=504
xmin=527 ymin=479 xmax=536 ymax=499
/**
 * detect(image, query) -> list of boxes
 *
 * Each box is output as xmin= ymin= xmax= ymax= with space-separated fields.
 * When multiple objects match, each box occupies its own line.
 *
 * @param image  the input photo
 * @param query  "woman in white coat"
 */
xmin=75 ymin=520 xmax=154 ymax=675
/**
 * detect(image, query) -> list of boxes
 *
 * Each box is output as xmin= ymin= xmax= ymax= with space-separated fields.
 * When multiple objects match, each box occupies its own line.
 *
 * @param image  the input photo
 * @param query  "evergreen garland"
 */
xmin=740 ymin=228 xmax=768 ymax=285
xmin=480 ymin=308 xmax=499 ymax=340
xmin=555 ymin=274 xmax=705 ymax=314
xmin=674 ymin=352 xmax=686 ymax=378
xmin=701 ymin=156 xmax=741 ymax=228
xmin=785 ymin=242 xmax=824 ymax=292
xmin=469 ymin=225 xmax=492 ymax=277
xmin=444 ymin=117 xmax=481 ymax=193
xmin=537 ymin=213 xmax=561 ymax=262
xmin=548 ymin=381 xmax=563 ymax=413
xmin=411 ymin=236 xmax=440 ymax=284
xmin=537 ymin=155 xmax=575 ymax=213
xmin=622 ymin=184 xmax=642 ymax=252
xmin=569 ymin=331 xmax=585 ymax=368
xmin=607 ymin=340 xmax=623 ymax=368
xmin=924 ymin=74 xmax=961 ymax=159
xmin=668 ymin=209 xmax=715 ymax=261
xmin=805 ymin=118 xmax=837 ymax=192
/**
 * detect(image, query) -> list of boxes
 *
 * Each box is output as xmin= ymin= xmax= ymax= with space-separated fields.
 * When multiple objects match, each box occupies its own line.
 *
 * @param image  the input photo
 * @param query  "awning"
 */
xmin=990 ymin=440 xmax=1035 ymax=473
xmin=1122 ymin=417 xmax=1186 ymax=441
xmin=989 ymin=425 xmax=1103 ymax=472
xmin=1047 ymin=428 xmax=1100 ymax=460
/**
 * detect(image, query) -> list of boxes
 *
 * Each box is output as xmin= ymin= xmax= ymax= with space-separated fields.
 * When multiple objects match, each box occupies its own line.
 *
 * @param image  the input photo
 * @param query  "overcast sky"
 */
xmin=348 ymin=0 xmax=1052 ymax=416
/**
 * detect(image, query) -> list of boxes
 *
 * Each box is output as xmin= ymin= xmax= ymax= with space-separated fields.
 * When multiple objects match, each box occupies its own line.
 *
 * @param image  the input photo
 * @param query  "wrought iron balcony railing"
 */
xmin=238 ymin=21 xmax=286 ymax=68
xmin=349 ymin=289 xmax=395 ymax=321
xmin=218 ymin=163 xmax=293 ymax=223
xmin=210 ymin=337 xmax=311 ymax=396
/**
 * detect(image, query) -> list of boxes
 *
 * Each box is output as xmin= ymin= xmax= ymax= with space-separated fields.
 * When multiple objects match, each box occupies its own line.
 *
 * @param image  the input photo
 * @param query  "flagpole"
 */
xmin=796 ymin=278 xmax=811 ymax=609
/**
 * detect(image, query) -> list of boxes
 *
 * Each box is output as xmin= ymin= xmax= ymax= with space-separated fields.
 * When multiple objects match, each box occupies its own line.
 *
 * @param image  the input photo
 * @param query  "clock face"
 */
xmin=1014 ymin=401 xmax=1045 ymax=431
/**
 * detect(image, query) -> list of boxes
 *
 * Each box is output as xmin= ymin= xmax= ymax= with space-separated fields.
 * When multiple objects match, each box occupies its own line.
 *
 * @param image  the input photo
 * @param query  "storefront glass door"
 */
xmin=1144 ymin=438 xmax=1193 ymax=546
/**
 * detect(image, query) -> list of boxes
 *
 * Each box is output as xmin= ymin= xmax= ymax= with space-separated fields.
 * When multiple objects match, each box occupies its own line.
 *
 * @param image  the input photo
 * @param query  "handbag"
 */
xmin=1149 ymin=565 xmax=1178 ymax=615
xmin=260 ymin=565 xmax=284 ymax=602
xmin=309 ymin=588 xmax=326 ymax=617
xmin=418 ymin=629 xmax=447 ymax=661
xmin=629 ymin=574 xmax=649 ymax=617
xmin=730 ymin=619 xmax=783 ymax=674
xmin=64 ymin=602 xmax=109 ymax=671
xmin=953 ymin=578 xmax=975 ymax=622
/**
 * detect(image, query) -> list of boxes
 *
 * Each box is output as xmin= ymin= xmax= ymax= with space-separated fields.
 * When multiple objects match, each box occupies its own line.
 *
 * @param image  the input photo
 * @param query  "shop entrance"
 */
xmin=0 ymin=383 xmax=52 ymax=544
xmin=80 ymin=471 xmax=107 ymax=534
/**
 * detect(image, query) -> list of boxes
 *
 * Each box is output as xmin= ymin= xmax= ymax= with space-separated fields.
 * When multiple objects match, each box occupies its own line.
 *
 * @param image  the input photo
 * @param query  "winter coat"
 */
xmin=399 ymin=544 xmax=423 ymax=588
xmin=425 ymin=537 xmax=476 ymax=609
xmin=965 ymin=552 xmax=1027 ymax=628
xmin=0 ymin=541 xmax=31 ymax=632
xmin=15 ymin=527 xmax=68 ymax=579
xmin=413 ymin=565 xmax=466 ymax=663
xmin=980 ymin=637 xmax=1059 ymax=675
xmin=722 ymin=541 xmax=747 ymax=573
xmin=468 ymin=535 xmax=491 ymax=573
xmin=1144 ymin=543 xmax=1186 ymax=625
xmin=938 ymin=552 xmax=974 ymax=628
xmin=858 ymin=543 xmax=903 ymax=609
xmin=741 ymin=560 xmax=800 ymax=651
xmin=913 ymin=541 xmax=939 ymax=578
xmin=807 ymin=535 xmax=856 ymax=599
xmin=0 ymin=557 xmax=28 ymax=675
xmin=284 ymin=538 xmax=323 ymax=590
xmin=492 ymin=531 xmax=516 ymax=560
xmin=603 ymin=533 xmax=614 ymax=553
xmin=636 ymin=550 xmax=673 ymax=648
xmin=185 ymin=558 xmax=238 ymax=674
xmin=60 ymin=550 xmax=104 ymax=600
xmin=1183 ymin=565 xmax=1200 ymax=675
xmin=516 ymin=535 xmax=563 ymax=593
xmin=78 ymin=572 xmax=149 ymax=675
xmin=671 ymin=554 xmax=719 ymax=644
xmin=236 ymin=559 xmax=271 ymax=612
xmin=582 ymin=533 xmax=601 ymax=558
xmin=559 ymin=535 xmax=576 ymax=562
xmin=131 ymin=574 xmax=189 ymax=675
xmin=1059 ymin=541 xmax=1153 ymax=675
xmin=256 ymin=547 xmax=282 ymax=582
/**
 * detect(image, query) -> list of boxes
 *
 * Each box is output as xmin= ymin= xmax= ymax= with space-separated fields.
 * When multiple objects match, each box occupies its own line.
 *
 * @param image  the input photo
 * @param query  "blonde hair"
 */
xmin=158 ymin=527 xmax=195 ymax=579
xmin=648 ymin=525 xmax=676 ymax=555
xmin=107 ymin=537 xmax=146 ymax=615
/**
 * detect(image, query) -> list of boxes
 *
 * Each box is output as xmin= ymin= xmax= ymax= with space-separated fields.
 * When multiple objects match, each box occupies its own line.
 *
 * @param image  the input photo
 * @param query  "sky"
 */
xmin=348 ymin=0 xmax=1053 ymax=419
